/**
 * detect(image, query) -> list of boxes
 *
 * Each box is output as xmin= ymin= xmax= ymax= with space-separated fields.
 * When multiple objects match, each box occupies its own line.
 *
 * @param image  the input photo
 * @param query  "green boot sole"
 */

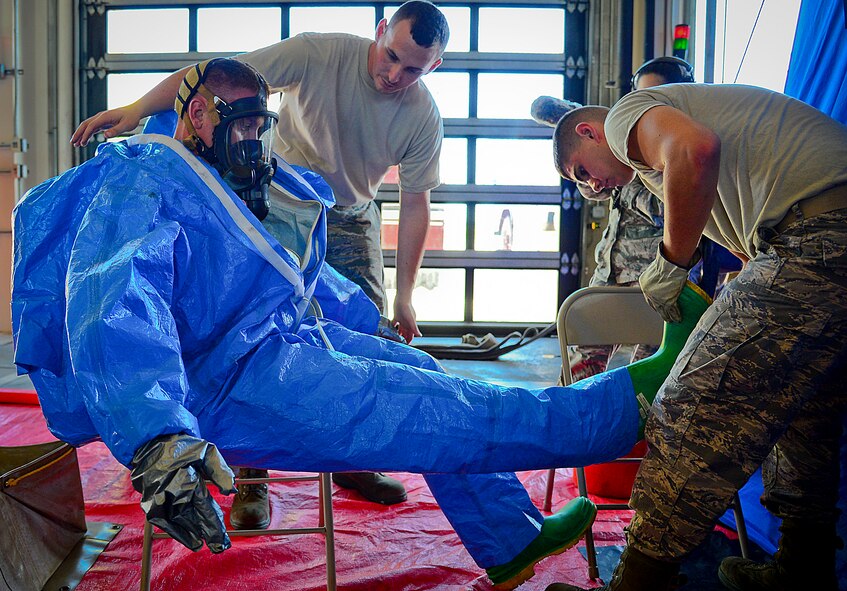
xmin=626 ymin=281 xmax=712 ymax=438
xmin=486 ymin=496 xmax=598 ymax=590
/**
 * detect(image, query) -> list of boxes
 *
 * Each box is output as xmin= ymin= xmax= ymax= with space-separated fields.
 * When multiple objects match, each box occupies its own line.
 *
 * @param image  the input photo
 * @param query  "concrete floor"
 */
xmin=423 ymin=335 xmax=562 ymax=389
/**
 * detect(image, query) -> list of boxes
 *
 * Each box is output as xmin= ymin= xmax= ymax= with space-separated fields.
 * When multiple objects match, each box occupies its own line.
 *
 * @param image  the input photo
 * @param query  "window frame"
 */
xmin=80 ymin=0 xmax=588 ymax=334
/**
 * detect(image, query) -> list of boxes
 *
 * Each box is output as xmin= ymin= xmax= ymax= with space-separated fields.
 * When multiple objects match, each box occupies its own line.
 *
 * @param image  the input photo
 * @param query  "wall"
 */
xmin=579 ymin=0 xmax=625 ymax=287
xmin=0 ymin=0 xmax=75 ymax=332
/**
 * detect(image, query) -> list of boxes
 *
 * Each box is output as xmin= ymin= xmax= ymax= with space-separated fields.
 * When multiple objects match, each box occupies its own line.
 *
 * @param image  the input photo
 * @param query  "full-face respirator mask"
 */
xmin=175 ymin=59 xmax=279 ymax=221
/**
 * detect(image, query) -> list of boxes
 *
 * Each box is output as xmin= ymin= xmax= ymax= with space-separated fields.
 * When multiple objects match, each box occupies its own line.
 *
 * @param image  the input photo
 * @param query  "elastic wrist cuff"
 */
xmin=659 ymin=242 xmax=700 ymax=271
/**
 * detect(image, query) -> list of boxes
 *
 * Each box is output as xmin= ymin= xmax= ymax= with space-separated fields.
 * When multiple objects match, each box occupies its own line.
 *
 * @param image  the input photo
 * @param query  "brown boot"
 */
xmin=718 ymin=519 xmax=841 ymax=591
xmin=331 ymin=472 xmax=407 ymax=505
xmin=544 ymin=546 xmax=681 ymax=591
xmin=230 ymin=468 xmax=270 ymax=530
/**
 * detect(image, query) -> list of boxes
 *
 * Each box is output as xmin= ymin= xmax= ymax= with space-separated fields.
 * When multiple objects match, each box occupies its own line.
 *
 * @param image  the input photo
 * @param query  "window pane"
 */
xmin=436 ymin=203 xmax=468 ymax=251
xmin=381 ymin=203 xmax=466 ymax=251
xmin=440 ymin=137 xmax=468 ymax=185
xmin=474 ymin=204 xmax=559 ymax=252
xmin=478 ymin=73 xmax=564 ymax=119
xmin=380 ymin=138 xmax=465 ymax=186
xmin=108 ymin=73 xmax=171 ymax=110
xmin=197 ymin=8 xmax=281 ymax=52
xmin=697 ymin=0 xmax=801 ymax=91
xmin=473 ymin=269 xmax=557 ymax=322
xmin=385 ymin=268 xmax=465 ymax=321
xmin=290 ymin=7 xmax=376 ymax=37
xmin=385 ymin=6 xmax=470 ymax=52
xmin=478 ymin=8 xmax=564 ymax=54
xmin=476 ymin=139 xmax=559 ymax=186
xmin=424 ymin=72 xmax=470 ymax=118
xmin=107 ymin=9 xmax=188 ymax=54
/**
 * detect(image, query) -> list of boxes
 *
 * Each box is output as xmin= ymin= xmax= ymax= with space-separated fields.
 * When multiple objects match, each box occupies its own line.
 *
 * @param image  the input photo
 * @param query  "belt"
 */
xmin=774 ymin=184 xmax=847 ymax=233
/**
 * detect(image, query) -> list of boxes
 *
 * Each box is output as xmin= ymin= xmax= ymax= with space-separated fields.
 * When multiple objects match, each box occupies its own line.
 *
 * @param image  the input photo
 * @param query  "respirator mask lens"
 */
xmin=226 ymin=115 xmax=275 ymax=176
xmin=213 ymin=96 xmax=278 ymax=220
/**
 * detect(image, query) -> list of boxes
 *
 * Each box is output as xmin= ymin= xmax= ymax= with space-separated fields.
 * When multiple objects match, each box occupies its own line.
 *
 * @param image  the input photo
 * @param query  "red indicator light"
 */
xmin=673 ymin=24 xmax=690 ymax=58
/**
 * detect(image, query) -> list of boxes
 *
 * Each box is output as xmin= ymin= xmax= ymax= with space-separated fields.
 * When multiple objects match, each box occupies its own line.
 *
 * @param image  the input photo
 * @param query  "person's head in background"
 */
xmin=369 ymin=0 xmax=450 ymax=94
xmin=631 ymin=55 xmax=695 ymax=90
xmin=531 ymin=56 xmax=695 ymax=130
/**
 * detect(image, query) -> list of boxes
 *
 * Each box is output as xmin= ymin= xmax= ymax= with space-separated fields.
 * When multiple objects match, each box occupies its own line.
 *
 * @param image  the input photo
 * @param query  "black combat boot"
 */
xmin=331 ymin=472 xmax=407 ymax=505
xmin=230 ymin=467 xmax=271 ymax=530
xmin=718 ymin=518 xmax=841 ymax=591
xmin=544 ymin=546 xmax=682 ymax=591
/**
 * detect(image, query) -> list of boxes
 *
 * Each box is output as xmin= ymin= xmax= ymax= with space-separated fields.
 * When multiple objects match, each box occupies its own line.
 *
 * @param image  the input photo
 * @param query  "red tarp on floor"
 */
xmin=1 ymin=398 xmax=636 ymax=591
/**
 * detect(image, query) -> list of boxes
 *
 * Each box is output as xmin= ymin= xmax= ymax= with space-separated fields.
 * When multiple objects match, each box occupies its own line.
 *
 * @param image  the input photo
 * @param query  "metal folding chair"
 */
xmin=542 ymin=285 xmax=749 ymax=579
xmin=140 ymin=471 xmax=336 ymax=591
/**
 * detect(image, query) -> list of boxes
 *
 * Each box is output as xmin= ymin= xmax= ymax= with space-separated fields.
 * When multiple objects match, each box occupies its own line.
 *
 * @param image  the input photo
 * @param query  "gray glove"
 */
xmin=377 ymin=315 xmax=407 ymax=344
xmin=639 ymin=243 xmax=699 ymax=323
xmin=130 ymin=433 xmax=237 ymax=553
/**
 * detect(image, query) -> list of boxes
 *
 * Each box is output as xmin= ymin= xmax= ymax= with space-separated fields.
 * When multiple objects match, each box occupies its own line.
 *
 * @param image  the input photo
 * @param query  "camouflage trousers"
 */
xmin=325 ymin=200 xmax=386 ymax=314
xmin=629 ymin=205 xmax=847 ymax=560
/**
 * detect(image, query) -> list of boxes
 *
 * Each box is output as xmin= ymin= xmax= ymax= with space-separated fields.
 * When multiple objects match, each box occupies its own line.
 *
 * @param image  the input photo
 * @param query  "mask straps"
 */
xmin=174 ymin=59 xmax=222 ymax=153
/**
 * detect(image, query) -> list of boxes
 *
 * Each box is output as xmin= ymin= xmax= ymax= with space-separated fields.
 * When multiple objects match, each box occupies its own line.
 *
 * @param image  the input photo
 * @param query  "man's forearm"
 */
xmin=139 ymin=66 xmax=192 ymax=117
xmin=660 ymin=146 xmax=720 ymax=267
xmin=395 ymin=191 xmax=431 ymax=303
xmin=662 ymin=190 xmax=715 ymax=267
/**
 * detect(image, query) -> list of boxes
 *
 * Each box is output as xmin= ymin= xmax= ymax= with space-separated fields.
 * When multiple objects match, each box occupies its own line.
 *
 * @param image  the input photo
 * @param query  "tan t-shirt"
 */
xmin=239 ymin=33 xmax=442 ymax=206
xmin=605 ymin=84 xmax=847 ymax=258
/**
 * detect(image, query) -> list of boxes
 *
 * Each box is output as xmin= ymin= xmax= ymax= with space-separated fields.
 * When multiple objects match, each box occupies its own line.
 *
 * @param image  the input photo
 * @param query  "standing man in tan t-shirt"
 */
xmin=71 ymin=0 xmax=448 ymax=525
xmin=548 ymin=85 xmax=847 ymax=591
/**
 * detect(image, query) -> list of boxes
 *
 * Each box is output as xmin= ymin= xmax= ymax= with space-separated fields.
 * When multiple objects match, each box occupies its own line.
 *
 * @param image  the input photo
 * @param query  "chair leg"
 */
xmin=576 ymin=467 xmax=600 ymax=580
xmin=583 ymin=527 xmax=600 ymax=580
xmin=731 ymin=492 xmax=750 ymax=559
xmin=543 ymin=468 xmax=557 ymax=512
xmin=141 ymin=474 xmax=337 ymax=590
xmin=140 ymin=520 xmax=153 ymax=591
xmin=320 ymin=472 xmax=337 ymax=591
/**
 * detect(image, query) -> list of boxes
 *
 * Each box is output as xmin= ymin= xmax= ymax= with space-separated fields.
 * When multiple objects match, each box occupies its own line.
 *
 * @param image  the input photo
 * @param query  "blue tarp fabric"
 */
xmin=141 ymin=110 xmax=378 ymax=333
xmin=784 ymin=0 xmax=847 ymax=124
xmin=12 ymin=135 xmax=642 ymax=568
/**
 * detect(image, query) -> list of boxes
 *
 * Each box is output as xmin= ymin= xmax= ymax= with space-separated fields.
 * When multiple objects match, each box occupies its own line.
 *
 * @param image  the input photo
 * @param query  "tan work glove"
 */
xmin=639 ymin=243 xmax=700 ymax=323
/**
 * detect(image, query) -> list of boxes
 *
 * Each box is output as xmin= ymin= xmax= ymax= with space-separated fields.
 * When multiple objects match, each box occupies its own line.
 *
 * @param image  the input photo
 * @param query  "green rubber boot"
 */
xmin=485 ymin=496 xmax=597 ymax=590
xmin=625 ymin=281 xmax=711 ymax=438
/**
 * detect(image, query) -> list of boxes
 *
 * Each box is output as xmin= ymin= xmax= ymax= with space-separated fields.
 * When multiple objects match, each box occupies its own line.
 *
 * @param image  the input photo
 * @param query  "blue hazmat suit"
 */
xmin=12 ymin=135 xmax=640 ymax=567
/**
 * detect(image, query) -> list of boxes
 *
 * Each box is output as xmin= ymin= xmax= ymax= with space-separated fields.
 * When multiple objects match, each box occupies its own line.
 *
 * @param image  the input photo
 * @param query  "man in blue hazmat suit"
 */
xmin=13 ymin=58 xmax=679 ymax=590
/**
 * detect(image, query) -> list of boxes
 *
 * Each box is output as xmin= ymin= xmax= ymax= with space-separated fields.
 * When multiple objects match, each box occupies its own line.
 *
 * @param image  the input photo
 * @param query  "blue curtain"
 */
xmin=784 ymin=0 xmax=847 ymax=124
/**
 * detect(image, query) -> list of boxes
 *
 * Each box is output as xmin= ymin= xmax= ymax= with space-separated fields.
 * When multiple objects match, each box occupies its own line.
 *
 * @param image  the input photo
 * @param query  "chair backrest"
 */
xmin=557 ymin=286 xmax=663 ymax=385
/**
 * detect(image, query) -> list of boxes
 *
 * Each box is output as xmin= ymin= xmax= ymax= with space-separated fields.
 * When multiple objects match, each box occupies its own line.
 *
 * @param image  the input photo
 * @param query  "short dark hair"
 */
xmin=204 ymin=58 xmax=269 ymax=100
xmin=631 ymin=56 xmax=695 ymax=89
xmin=390 ymin=1 xmax=449 ymax=51
xmin=552 ymin=106 xmax=609 ymax=179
